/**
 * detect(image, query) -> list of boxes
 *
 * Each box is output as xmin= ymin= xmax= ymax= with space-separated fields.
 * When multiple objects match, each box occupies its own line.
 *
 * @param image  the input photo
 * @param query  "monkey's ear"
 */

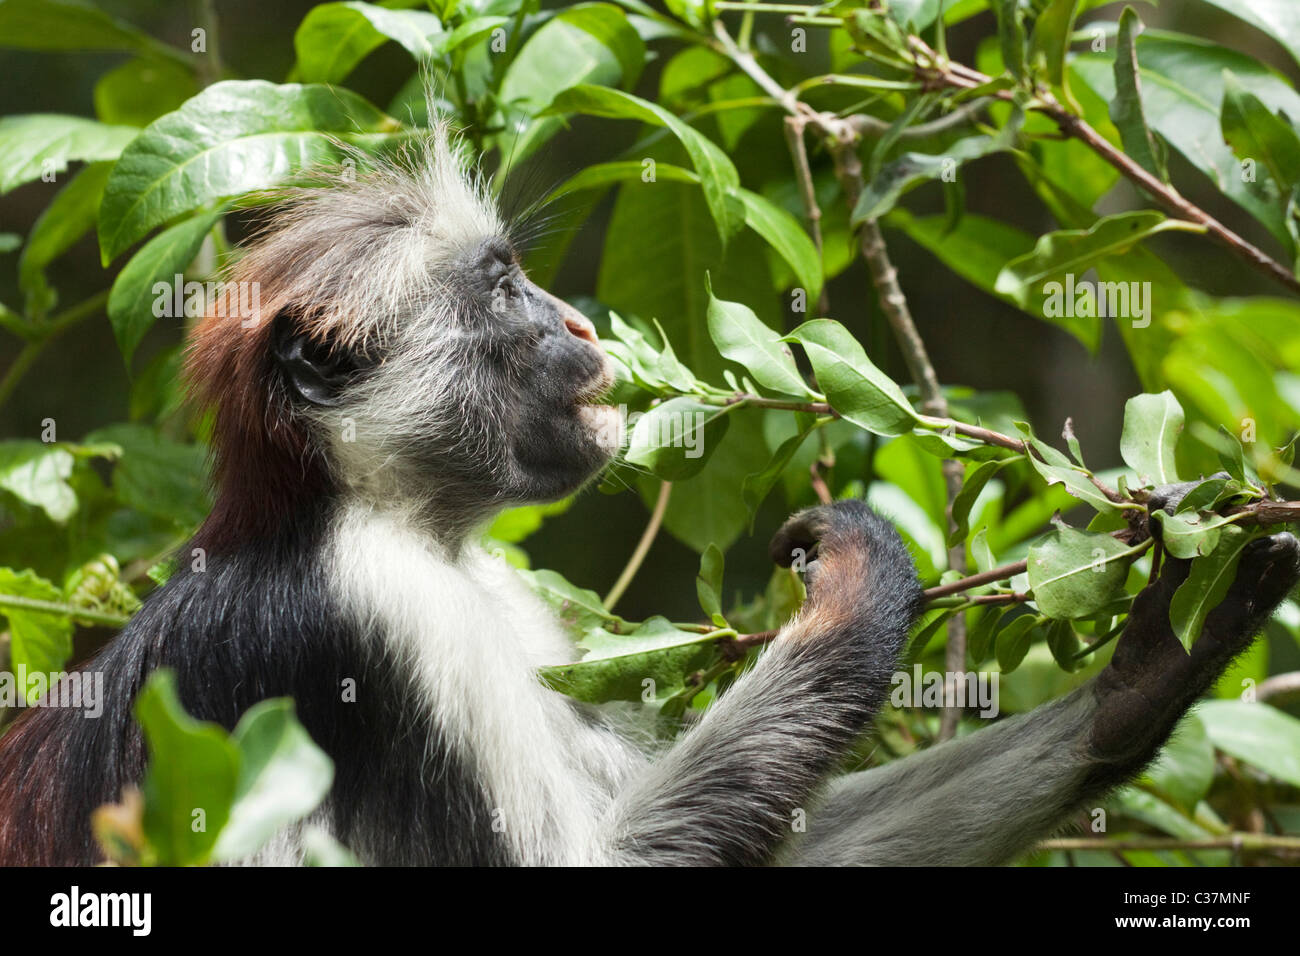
xmin=270 ymin=310 xmax=353 ymax=408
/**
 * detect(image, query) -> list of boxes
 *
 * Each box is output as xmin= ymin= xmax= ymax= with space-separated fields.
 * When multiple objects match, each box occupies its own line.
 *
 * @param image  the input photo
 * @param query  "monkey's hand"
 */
xmin=769 ymin=500 xmax=923 ymax=639
xmin=1087 ymin=482 xmax=1300 ymax=780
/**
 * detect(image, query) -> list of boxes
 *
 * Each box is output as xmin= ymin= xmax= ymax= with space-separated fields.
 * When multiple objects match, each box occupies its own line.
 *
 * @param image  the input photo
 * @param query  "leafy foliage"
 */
xmin=2 ymin=0 xmax=1300 ymax=865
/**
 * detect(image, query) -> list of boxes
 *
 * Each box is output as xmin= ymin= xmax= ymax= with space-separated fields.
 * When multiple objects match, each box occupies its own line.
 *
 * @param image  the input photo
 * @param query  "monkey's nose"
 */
xmin=564 ymin=312 xmax=598 ymax=344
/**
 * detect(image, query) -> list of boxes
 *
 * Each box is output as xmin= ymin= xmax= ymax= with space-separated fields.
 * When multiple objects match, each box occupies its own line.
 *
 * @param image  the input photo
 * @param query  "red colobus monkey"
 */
xmin=0 ymin=128 xmax=1295 ymax=866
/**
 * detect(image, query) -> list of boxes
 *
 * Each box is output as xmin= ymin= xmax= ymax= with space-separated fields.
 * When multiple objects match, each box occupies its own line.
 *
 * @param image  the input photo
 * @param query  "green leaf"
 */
xmin=603 ymin=310 xmax=697 ymax=393
xmin=1169 ymin=524 xmax=1258 ymax=650
xmin=731 ymin=187 xmax=823 ymax=305
xmin=1220 ymin=70 xmax=1300 ymax=200
xmin=741 ymin=419 xmax=814 ymax=526
xmin=547 ymin=85 xmax=743 ymax=242
xmin=554 ymin=162 xmax=820 ymax=305
xmin=625 ymin=397 xmax=732 ymax=481
xmin=554 ymin=159 xmax=701 ymax=196
xmin=18 ymin=161 xmax=112 ymax=315
xmin=0 ymin=440 xmax=76 ymax=522
xmin=135 ymin=670 xmax=240 ymax=866
xmin=302 ymin=826 xmax=361 ymax=866
xmin=706 ymin=277 xmax=810 ymax=398
xmin=1196 ymin=699 xmax=1300 ymax=788
xmin=0 ymin=0 xmax=187 ymax=62
xmin=1017 ymin=422 xmax=1120 ymax=514
xmin=996 ymin=613 xmax=1040 ymax=673
xmin=94 ymin=57 xmax=198 ymax=128
xmin=1195 ymin=0 xmax=1300 ymax=71
xmin=968 ymin=604 xmax=1004 ymax=662
xmin=1073 ymin=32 xmax=1300 ymax=252
xmin=995 ymin=212 xmax=1200 ymax=309
xmin=1027 ymin=526 xmax=1137 ymax=619
xmin=1028 ymin=0 xmax=1081 ymax=96
xmin=1152 ymin=508 xmax=1243 ymax=560
xmin=1143 ymin=712 xmax=1215 ymax=811
xmin=695 ymin=544 xmax=726 ymax=626
xmin=648 ymin=411 xmax=771 ymax=553
xmin=1215 ymin=425 xmax=1249 ymax=484
xmin=0 ymin=567 xmax=75 ymax=696
xmin=992 ymin=0 xmax=1027 ymax=79
xmin=107 ymin=210 xmax=224 ymax=365
xmin=500 ymin=4 xmax=645 ymax=165
xmin=885 ymin=206 xmax=1049 ymax=301
xmin=539 ymin=616 xmax=718 ymax=704
xmin=785 ymin=319 xmax=918 ymax=436
xmin=1111 ymin=785 xmax=1216 ymax=841
xmin=1110 ymin=7 xmax=1168 ymax=183
xmin=853 ymin=116 xmax=1022 ymax=224
xmin=97 ymin=80 xmax=396 ymax=263
xmin=948 ymin=456 xmax=1019 ymax=548
xmin=598 ymin=181 xmax=779 ymax=377
xmin=1119 ymin=390 xmax=1183 ymax=486
xmin=212 ymin=699 xmax=334 ymax=862
xmin=0 ymin=114 xmax=137 ymax=195
xmin=84 ymin=424 xmax=209 ymax=531
xmin=516 ymin=567 xmax=628 ymax=634
xmin=1045 ymin=618 xmax=1082 ymax=671
xmin=291 ymin=1 xmax=445 ymax=83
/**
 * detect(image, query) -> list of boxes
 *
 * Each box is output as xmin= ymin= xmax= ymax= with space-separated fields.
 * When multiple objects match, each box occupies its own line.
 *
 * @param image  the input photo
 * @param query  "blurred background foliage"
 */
xmin=2 ymin=0 xmax=1300 ymax=865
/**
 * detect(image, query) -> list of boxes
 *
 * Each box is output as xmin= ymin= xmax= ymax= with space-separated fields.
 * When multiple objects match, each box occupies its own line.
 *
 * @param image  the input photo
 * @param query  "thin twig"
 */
xmin=903 ymin=34 xmax=1300 ymax=296
xmin=783 ymin=116 xmax=828 ymax=316
xmin=0 ymin=290 xmax=110 ymax=409
xmin=809 ymin=460 xmax=833 ymax=505
xmin=0 ymin=593 xmax=129 ymax=629
xmin=923 ymin=560 xmax=1029 ymax=599
xmin=1257 ymin=671 xmax=1300 ymax=702
xmin=1038 ymin=834 xmax=1300 ymax=853
xmin=604 ymin=481 xmax=672 ymax=611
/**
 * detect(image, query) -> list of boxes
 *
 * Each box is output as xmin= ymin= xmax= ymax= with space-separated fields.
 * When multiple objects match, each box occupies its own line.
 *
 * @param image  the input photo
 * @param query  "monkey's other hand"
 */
xmin=1089 ymin=525 xmax=1300 ymax=767
xmin=769 ymin=501 xmax=922 ymax=621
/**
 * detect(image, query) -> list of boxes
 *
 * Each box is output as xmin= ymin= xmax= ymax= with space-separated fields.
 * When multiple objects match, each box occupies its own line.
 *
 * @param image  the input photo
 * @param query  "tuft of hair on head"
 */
xmin=184 ymin=116 xmax=503 ymax=553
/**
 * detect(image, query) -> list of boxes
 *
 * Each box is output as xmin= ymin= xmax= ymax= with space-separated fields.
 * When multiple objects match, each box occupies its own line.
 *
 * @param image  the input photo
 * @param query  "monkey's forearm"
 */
xmin=606 ymin=601 xmax=912 ymax=866
xmin=788 ymin=531 xmax=1300 ymax=866
xmin=784 ymin=688 xmax=1096 ymax=866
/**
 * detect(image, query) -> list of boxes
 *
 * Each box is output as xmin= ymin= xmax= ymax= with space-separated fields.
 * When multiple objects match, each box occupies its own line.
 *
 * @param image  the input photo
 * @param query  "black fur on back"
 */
xmin=0 ymin=504 xmax=509 ymax=866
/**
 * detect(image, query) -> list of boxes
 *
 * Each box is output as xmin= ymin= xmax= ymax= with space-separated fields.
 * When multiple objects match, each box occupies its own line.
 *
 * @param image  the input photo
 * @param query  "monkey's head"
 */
xmin=187 ymin=128 xmax=618 ymax=550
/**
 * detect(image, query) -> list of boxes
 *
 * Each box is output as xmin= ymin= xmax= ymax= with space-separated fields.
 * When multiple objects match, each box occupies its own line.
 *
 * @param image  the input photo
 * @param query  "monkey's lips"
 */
xmin=573 ymin=364 xmax=620 ymax=451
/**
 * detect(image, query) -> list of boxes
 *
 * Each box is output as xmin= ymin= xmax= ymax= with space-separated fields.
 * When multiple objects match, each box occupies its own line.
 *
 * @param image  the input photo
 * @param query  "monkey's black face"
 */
xmin=461 ymin=238 xmax=618 ymax=503
xmin=269 ymin=235 xmax=618 ymax=528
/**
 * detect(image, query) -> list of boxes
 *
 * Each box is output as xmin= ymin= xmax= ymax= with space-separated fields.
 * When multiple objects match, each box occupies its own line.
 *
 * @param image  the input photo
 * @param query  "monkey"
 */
xmin=0 ymin=127 xmax=1295 ymax=866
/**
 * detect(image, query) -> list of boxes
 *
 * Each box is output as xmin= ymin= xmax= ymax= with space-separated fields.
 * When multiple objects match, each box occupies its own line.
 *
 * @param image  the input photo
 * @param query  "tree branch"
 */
xmin=1038 ymin=834 xmax=1300 ymax=854
xmin=604 ymin=481 xmax=671 ymax=611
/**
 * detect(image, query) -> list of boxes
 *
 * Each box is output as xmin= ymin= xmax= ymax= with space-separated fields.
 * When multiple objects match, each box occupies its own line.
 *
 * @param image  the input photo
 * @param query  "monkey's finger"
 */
xmin=1200 ymin=532 xmax=1300 ymax=650
xmin=769 ymin=506 xmax=834 ymax=567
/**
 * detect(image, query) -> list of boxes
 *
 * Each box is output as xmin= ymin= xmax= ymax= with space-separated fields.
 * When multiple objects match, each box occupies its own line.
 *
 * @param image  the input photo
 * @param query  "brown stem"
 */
xmin=604 ymin=481 xmax=671 ymax=611
xmin=905 ymin=34 xmax=1300 ymax=297
xmin=783 ymin=116 xmax=828 ymax=317
xmin=915 ymin=415 xmax=1027 ymax=452
xmin=809 ymin=460 xmax=833 ymax=505
xmin=1047 ymin=102 xmax=1300 ymax=295
xmin=923 ymin=560 xmax=1028 ymax=599
xmin=1038 ymin=834 xmax=1300 ymax=853
xmin=1231 ymin=501 xmax=1300 ymax=524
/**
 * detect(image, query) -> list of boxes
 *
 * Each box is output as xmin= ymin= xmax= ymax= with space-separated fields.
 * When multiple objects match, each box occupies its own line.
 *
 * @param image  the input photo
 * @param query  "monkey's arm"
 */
xmin=603 ymin=501 xmax=923 ymax=866
xmin=784 ymin=529 xmax=1300 ymax=866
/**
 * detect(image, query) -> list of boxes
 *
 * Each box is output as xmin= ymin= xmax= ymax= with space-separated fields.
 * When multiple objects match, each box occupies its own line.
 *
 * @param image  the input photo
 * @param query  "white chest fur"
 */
xmin=324 ymin=504 xmax=628 ymax=863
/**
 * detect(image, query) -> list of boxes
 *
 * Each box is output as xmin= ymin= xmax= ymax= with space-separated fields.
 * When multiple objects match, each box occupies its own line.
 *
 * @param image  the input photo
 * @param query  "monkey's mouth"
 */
xmin=571 ymin=358 xmax=616 ymax=409
xmin=572 ymin=362 xmax=619 ymax=450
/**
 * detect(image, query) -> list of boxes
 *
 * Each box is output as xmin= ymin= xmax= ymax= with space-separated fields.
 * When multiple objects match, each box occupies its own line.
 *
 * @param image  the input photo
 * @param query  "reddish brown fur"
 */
xmin=185 ymin=272 xmax=328 ymax=555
